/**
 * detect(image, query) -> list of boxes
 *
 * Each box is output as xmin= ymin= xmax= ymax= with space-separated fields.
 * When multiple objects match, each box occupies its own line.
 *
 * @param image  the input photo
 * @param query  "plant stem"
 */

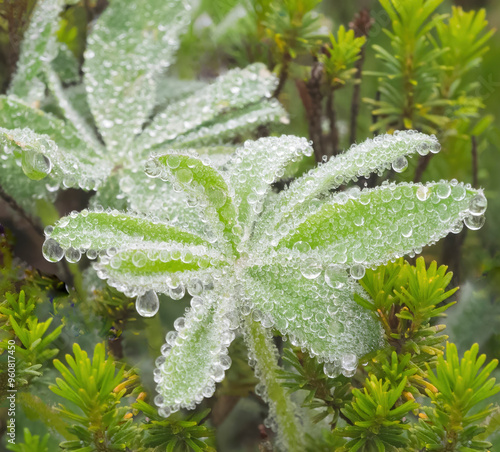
xmin=325 ymin=86 xmax=338 ymax=157
xmin=244 ymin=318 xmax=305 ymax=452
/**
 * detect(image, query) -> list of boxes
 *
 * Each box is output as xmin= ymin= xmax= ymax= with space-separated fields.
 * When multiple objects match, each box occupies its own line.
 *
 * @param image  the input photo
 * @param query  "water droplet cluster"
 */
xmin=254 ymin=130 xmax=441 ymax=242
xmin=275 ymin=181 xmax=483 ymax=269
xmin=153 ymin=287 xmax=236 ymax=414
xmin=83 ymin=0 xmax=191 ymax=153
xmin=138 ymin=63 xmax=280 ymax=153
xmin=0 ymin=96 xmax=111 ymax=191
xmin=242 ymin=262 xmax=383 ymax=367
xmin=8 ymin=0 xmax=65 ymax=103
xmin=170 ymin=99 xmax=288 ymax=149
xmin=227 ymin=135 xmax=314 ymax=237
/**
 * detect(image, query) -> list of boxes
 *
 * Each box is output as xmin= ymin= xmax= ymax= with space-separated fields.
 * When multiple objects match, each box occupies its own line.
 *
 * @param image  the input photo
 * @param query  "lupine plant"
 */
xmin=41 ymin=127 xmax=488 ymax=450
xmin=1 ymin=0 xmax=499 ymax=451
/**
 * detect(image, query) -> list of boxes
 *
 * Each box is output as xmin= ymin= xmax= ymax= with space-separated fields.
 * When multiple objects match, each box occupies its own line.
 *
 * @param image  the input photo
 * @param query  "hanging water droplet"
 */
xmin=392 ymin=156 xmax=408 ymax=173
xmin=323 ymin=361 xmax=341 ymax=378
xmin=21 ymin=151 xmax=52 ymax=180
xmin=464 ymin=214 xmax=485 ymax=230
xmin=42 ymin=238 xmax=64 ymax=262
xmin=136 ymin=290 xmax=159 ymax=317
xmin=169 ymin=284 xmax=186 ymax=300
xmin=350 ymin=264 xmax=365 ymax=280
xmin=450 ymin=220 xmax=464 ymax=234
xmin=468 ymin=193 xmax=487 ymax=216
xmin=341 ymin=353 xmax=358 ymax=371
xmin=65 ymin=247 xmax=81 ymax=263
xmin=187 ymin=278 xmax=204 ymax=296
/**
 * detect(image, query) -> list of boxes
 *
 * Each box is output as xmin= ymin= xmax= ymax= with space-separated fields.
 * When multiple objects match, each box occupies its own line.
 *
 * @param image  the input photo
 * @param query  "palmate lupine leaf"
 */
xmin=1 ymin=1 xmax=288 ymax=214
xmin=43 ymin=132 xmax=486 ymax=449
xmin=83 ymin=0 xmax=191 ymax=153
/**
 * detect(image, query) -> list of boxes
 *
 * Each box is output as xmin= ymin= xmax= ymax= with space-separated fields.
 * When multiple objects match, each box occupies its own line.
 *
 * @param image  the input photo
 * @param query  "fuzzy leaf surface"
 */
xmin=156 ymin=287 xmax=234 ymax=409
xmin=83 ymin=0 xmax=190 ymax=151
xmin=254 ymin=131 xmax=440 ymax=242
xmin=138 ymin=63 xmax=278 ymax=152
xmin=277 ymin=182 xmax=480 ymax=268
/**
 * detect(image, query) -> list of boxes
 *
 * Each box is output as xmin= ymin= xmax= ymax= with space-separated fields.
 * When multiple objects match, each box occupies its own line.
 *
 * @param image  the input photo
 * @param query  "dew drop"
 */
xmin=187 ymin=278 xmax=204 ymax=296
xmin=436 ymin=183 xmax=451 ymax=199
xmin=300 ymin=258 xmax=322 ymax=279
xmin=292 ymin=241 xmax=311 ymax=253
xmin=102 ymin=119 xmax=114 ymax=129
xmin=416 ymin=185 xmax=430 ymax=201
xmin=65 ymin=247 xmax=81 ymax=263
xmin=341 ymin=353 xmax=358 ymax=371
xmin=42 ymin=238 xmax=64 ymax=262
xmin=468 ymin=193 xmax=487 ymax=216
xmin=392 ymin=156 xmax=408 ymax=173
xmin=350 ymin=264 xmax=365 ymax=280
xmin=136 ymin=290 xmax=159 ymax=317
xmin=169 ymin=284 xmax=186 ymax=300
xmin=464 ymin=214 xmax=485 ymax=231
xmin=451 ymin=185 xmax=466 ymax=201
xmin=450 ymin=220 xmax=464 ymax=234
xmin=176 ymin=168 xmax=193 ymax=184
xmin=327 ymin=319 xmax=345 ymax=335
xmin=21 ymin=151 xmax=52 ymax=180
xmin=324 ymin=265 xmax=345 ymax=289
xmin=323 ymin=361 xmax=341 ymax=378
xmin=207 ymin=187 xmax=227 ymax=208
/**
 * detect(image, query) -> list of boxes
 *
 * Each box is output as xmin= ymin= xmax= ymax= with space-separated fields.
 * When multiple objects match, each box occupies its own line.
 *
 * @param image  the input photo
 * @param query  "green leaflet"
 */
xmin=94 ymin=243 xmax=225 ymax=296
xmin=44 ymin=66 xmax=103 ymax=150
xmin=170 ymin=99 xmax=288 ymax=150
xmin=8 ymin=0 xmax=67 ymax=102
xmin=276 ymin=182 xmax=481 ymax=268
xmin=83 ymin=0 xmax=190 ymax=151
xmin=244 ymin=264 xmax=383 ymax=362
xmin=151 ymin=151 xmax=238 ymax=250
xmin=156 ymin=287 xmax=234 ymax=410
xmin=254 ymin=130 xmax=440 ymax=243
xmin=45 ymin=211 xmax=209 ymax=260
xmin=227 ymin=135 xmax=313 ymax=237
xmin=0 ymin=96 xmax=110 ymax=190
xmin=90 ymin=169 xmax=208 ymax=237
xmin=138 ymin=63 xmax=278 ymax=152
